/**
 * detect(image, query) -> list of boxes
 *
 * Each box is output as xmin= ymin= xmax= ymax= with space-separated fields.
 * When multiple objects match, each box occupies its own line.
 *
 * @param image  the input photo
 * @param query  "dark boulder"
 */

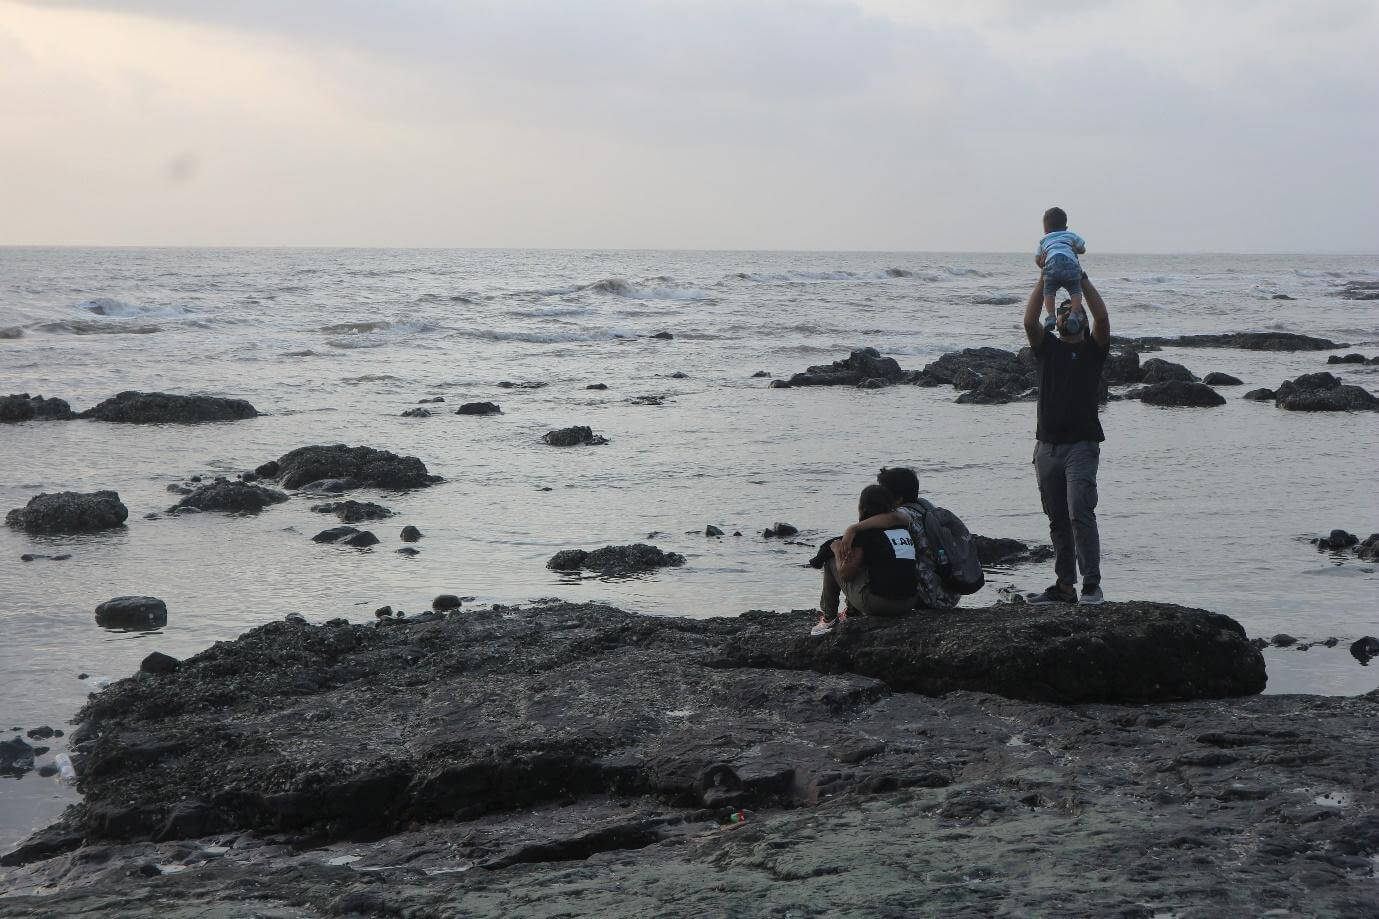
xmin=586 ymin=383 xmax=609 ymax=390
xmin=1314 ymin=529 xmax=1358 ymax=551
xmin=400 ymin=407 xmax=433 ymax=418
xmin=455 ymin=401 xmax=502 ymax=415
xmin=970 ymin=535 xmax=1055 ymax=566
xmin=547 ymin=544 xmax=686 ymax=577
xmin=763 ymin=522 xmax=798 ymax=538
xmin=1243 ymin=388 xmax=1276 ymax=401
xmin=1355 ymin=534 xmax=1379 ymax=561
xmin=140 ymin=652 xmax=181 ymax=675
xmin=400 ymin=525 xmax=423 ymax=542
xmin=0 ymin=393 xmax=75 ymax=423
xmin=254 ymin=461 xmax=280 ymax=478
xmin=170 ymin=479 xmax=289 ymax=514
xmin=1125 ymin=381 xmax=1227 ymax=407
xmin=312 ymin=526 xmax=360 ymax=543
xmin=1101 ymin=350 xmax=1142 ymax=385
xmin=418 ymin=396 xmax=445 ymax=404
xmin=1112 ymin=332 xmax=1343 ymax=351
xmin=0 ymin=737 xmax=34 ymax=778
xmin=1350 ymin=637 xmax=1379 ymax=664
xmin=95 ymin=596 xmax=168 ymax=630
xmin=1202 ymin=372 xmax=1242 ymax=386
xmin=1273 ymin=372 xmax=1379 ymax=412
xmin=1140 ymin=358 xmax=1198 ymax=384
xmin=543 ymin=426 xmax=608 ymax=447
xmin=780 ymin=348 xmax=905 ymax=388
xmin=6 ymin=490 xmax=128 ymax=534
xmin=267 ymin=445 xmax=440 ymax=489
xmin=299 ymin=478 xmax=356 ymax=495
xmin=921 ymin=347 xmax=1035 ymax=397
xmin=80 ymin=391 xmax=258 ymax=424
xmin=650 ymin=331 xmax=674 ymax=340
xmin=1326 ymin=353 xmax=1369 ymax=365
xmin=432 ymin=595 xmax=462 ymax=612
xmin=310 ymin=501 xmax=394 ymax=523
xmin=342 ymin=531 xmax=379 ymax=548
xmin=705 ymin=525 xmax=724 ymax=537
xmin=497 ymin=381 xmax=547 ymax=390
xmin=1339 ymin=280 xmax=1379 ymax=300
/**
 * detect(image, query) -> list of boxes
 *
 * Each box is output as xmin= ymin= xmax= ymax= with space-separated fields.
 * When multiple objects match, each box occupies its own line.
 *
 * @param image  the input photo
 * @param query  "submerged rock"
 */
xmin=266 ymin=444 xmax=441 ymax=489
xmin=547 ymin=544 xmax=686 ymax=576
xmin=970 ymin=535 xmax=1055 ymax=566
xmin=762 ymin=522 xmax=799 ymax=538
xmin=1326 ymin=353 xmax=1369 ymax=365
xmin=5 ymin=491 xmax=128 ymax=534
xmin=309 ymin=500 xmax=394 ymax=523
xmin=777 ymin=347 xmax=906 ymax=388
xmin=400 ymin=525 xmax=423 ymax=542
xmin=1101 ymin=350 xmax=1142 ymax=385
xmin=1339 ymin=280 xmax=1379 ymax=300
xmin=94 ymin=596 xmax=168 ymax=630
xmin=400 ymin=407 xmax=433 ymax=418
xmin=1202 ymin=372 xmax=1243 ymax=386
xmin=1139 ymin=358 xmax=1198 ymax=384
xmin=80 ymin=391 xmax=258 ymax=424
xmin=455 ymin=401 xmax=502 ymax=415
xmin=1273 ymin=372 xmax=1379 ymax=412
xmin=543 ymin=426 xmax=608 ymax=447
xmin=139 ymin=652 xmax=181 ymax=675
xmin=0 ymin=393 xmax=75 ymax=423
xmin=312 ymin=526 xmax=360 ymax=544
xmin=1243 ymin=388 xmax=1276 ymax=401
xmin=1112 ymin=332 xmax=1344 ymax=351
xmin=1125 ymin=381 xmax=1227 ymax=407
xmin=0 ymin=737 xmax=35 ymax=778
xmin=170 ymin=479 xmax=289 ymax=514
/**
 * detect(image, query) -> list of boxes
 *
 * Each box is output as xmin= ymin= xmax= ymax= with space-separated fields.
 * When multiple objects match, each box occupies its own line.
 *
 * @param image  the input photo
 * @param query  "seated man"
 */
xmin=837 ymin=468 xmax=958 ymax=613
xmin=810 ymin=484 xmax=921 ymax=636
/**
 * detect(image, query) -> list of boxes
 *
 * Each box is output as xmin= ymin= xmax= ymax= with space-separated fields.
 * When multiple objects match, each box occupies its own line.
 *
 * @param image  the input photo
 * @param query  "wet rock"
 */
xmin=432 ymin=595 xmax=462 ymax=612
xmin=1314 ymin=529 xmax=1359 ymax=551
xmin=1243 ymin=388 xmax=1275 ymax=401
xmin=170 ymin=479 xmax=289 ymax=514
xmin=763 ymin=522 xmax=798 ymax=538
xmin=6 ymin=490 xmax=129 ymax=534
xmin=312 ymin=526 xmax=361 ymax=544
xmin=973 ymin=294 xmax=1021 ymax=305
xmin=1326 ymin=353 xmax=1369 ymax=365
xmin=1124 ymin=381 xmax=1227 ymax=407
xmin=21 ymin=553 xmax=72 ymax=562
xmin=1101 ymin=350 xmax=1142 ymax=385
xmin=857 ymin=377 xmax=891 ymax=389
xmin=26 ymin=726 xmax=54 ymax=740
xmin=0 ymin=737 xmax=34 ymax=778
xmin=543 ymin=426 xmax=608 ymax=447
xmin=1202 ymin=372 xmax=1242 ymax=386
xmin=80 ymin=391 xmax=258 ymax=424
xmin=1112 ymin=332 xmax=1344 ymax=351
xmin=920 ymin=347 xmax=1036 ymax=402
xmin=342 ymin=531 xmax=379 ymax=548
xmin=779 ymin=347 xmax=905 ymax=388
xmin=254 ymin=461 xmax=280 ymax=478
xmin=310 ymin=501 xmax=394 ymax=523
xmin=1350 ymin=636 xmax=1379 ymax=664
xmin=497 ymin=381 xmax=547 ymax=389
xmin=1339 ymin=280 xmax=1379 ymax=300
xmin=650 ymin=331 xmax=674 ymax=340
xmin=970 ymin=535 xmax=1055 ymax=566
xmin=400 ymin=407 xmax=433 ymax=418
xmin=267 ymin=445 xmax=440 ymax=490
xmin=1272 ymin=293 xmax=1295 ymax=300
xmin=668 ymin=372 xmax=688 ymax=379
xmin=1273 ymin=372 xmax=1379 ymax=412
xmin=1270 ymin=634 xmax=1297 ymax=648
xmin=1355 ymin=533 xmax=1379 ymax=561
xmin=455 ymin=401 xmax=502 ymax=415
xmin=0 ymin=393 xmax=75 ymax=423
xmin=1139 ymin=358 xmax=1199 ymax=384
xmin=140 ymin=652 xmax=181 ymax=675
xmin=751 ymin=371 xmax=771 ymax=378
xmin=396 ymin=547 xmax=420 ymax=556
xmin=418 ymin=396 xmax=445 ymax=404
xmin=585 ymin=383 xmax=608 ymax=390
xmin=547 ymin=544 xmax=686 ymax=576
xmin=628 ymin=395 xmax=665 ymax=406
xmin=705 ymin=525 xmax=724 ymax=537
xmin=95 ymin=597 xmax=168 ymax=630
xmin=400 ymin=525 xmax=423 ymax=542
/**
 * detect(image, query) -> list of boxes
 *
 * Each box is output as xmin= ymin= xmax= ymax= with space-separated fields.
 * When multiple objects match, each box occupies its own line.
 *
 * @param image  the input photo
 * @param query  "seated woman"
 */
xmin=810 ymin=483 xmax=920 ymax=636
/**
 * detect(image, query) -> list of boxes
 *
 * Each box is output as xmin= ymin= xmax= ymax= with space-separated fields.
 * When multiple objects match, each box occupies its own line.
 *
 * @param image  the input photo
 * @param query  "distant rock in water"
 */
xmin=1243 ymin=388 xmax=1276 ymax=401
xmin=543 ymin=426 xmax=608 ymax=446
xmin=1272 ymin=372 xmax=1379 ymax=412
xmin=310 ymin=500 xmax=394 ymax=523
xmin=1338 ymin=280 xmax=1379 ymax=301
xmin=80 ymin=391 xmax=259 ymax=424
xmin=547 ymin=544 xmax=686 ymax=576
xmin=1111 ymin=332 xmax=1344 ymax=351
xmin=171 ymin=479 xmax=289 ymax=514
xmin=497 ymin=381 xmax=547 ymax=390
xmin=773 ymin=347 xmax=905 ymax=388
xmin=400 ymin=525 xmax=423 ymax=542
xmin=0 ymin=737 xmax=34 ymax=779
xmin=970 ymin=535 xmax=1055 ymax=566
xmin=401 ymin=407 xmax=433 ymax=418
xmin=94 ymin=596 xmax=167 ymax=630
xmin=1326 ymin=353 xmax=1377 ymax=365
xmin=1124 ymin=381 xmax=1227 ymax=407
xmin=5 ymin=490 xmax=128 ymax=534
xmin=266 ymin=444 xmax=441 ymax=489
xmin=1139 ymin=358 xmax=1198 ymax=384
xmin=0 ymin=394 xmax=75 ymax=423
xmin=455 ymin=402 xmax=501 ymax=415
xmin=762 ymin=522 xmax=799 ymax=538
xmin=1101 ymin=350 xmax=1141 ymax=385
xmin=920 ymin=347 xmax=1039 ymax=404
xmin=973 ymin=294 xmax=1021 ymax=305
xmin=1202 ymin=372 xmax=1243 ymax=386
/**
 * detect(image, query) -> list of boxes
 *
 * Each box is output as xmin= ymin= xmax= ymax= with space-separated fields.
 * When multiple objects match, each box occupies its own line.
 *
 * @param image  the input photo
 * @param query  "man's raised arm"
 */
xmin=1083 ymin=275 xmax=1111 ymax=348
xmin=1022 ymin=275 xmax=1045 ymax=349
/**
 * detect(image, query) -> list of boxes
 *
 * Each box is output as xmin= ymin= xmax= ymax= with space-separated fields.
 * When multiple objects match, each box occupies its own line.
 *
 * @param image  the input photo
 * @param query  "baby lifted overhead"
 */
xmin=1036 ymin=206 xmax=1086 ymax=332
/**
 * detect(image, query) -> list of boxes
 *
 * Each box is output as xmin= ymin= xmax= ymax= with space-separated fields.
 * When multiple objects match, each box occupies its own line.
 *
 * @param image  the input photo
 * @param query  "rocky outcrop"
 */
xmin=1101 ymin=349 xmax=1141 ymax=385
xmin=400 ymin=407 xmax=433 ymax=418
xmin=543 ymin=426 xmax=608 ymax=446
xmin=1326 ymin=353 xmax=1372 ymax=365
xmin=1273 ymin=372 xmax=1379 ymax=412
xmin=1202 ymin=372 xmax=1243 ymax=385
xmin=1139 ymin=358 xmax=1198 ymax=383
xmin=5 ymin=491 xmax=128 ymax=534
xmin=1124 ymin=381 xmax=1228 ymax=407
xmin=1112 ymin=332 xmax=1344 ymax=351
xmin=0 ymin=393 xmax=75 ymax=423
xmin=771 ymin=348 xmax=906 ymax=388
xmin=311 ymin=526 xmax=380 ymax=547
xmin=547 ymin=544 xmax=685 ymax=576
xmin=1338 ymin=280 xmax=1379 ymax=300
xmin=170 ymin=480 xmax=289 ymax=514
xmin=94 ymin=596 xmax=168 ymax=630
xmin=1243 ymin=387 xmax=1276 ymax=401
xmin=265 ymin=445 xmax=441 ymax=490
xmin=309 ymin=500 xmax=394 ymax=523
xmin=970 ymin=535 xmax=1055 ymax=566
xmin=456 ymin=402 xmax=502 ymax=415
xmin=80 ymin=392 xmax=258 ymax=424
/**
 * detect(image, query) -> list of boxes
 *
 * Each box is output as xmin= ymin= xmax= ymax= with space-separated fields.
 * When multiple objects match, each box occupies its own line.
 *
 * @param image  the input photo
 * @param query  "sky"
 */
xmin=2 ymin=0 xmax=1376 ymax=251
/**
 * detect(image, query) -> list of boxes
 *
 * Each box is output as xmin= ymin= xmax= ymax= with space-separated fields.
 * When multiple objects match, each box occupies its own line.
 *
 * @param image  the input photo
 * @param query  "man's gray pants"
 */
xmin=1034 ymin=440 xmax=1101 ymax=588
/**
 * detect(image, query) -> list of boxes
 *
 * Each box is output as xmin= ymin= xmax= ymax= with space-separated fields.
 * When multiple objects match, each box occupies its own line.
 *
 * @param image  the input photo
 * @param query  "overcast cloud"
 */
xmin=2 ymin=0 xmax=1375 ymax=250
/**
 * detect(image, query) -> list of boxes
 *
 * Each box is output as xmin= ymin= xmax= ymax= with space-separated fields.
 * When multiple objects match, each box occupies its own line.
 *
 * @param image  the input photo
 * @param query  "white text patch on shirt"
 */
xmin=885 ymin=528 xmax=917 ymax=560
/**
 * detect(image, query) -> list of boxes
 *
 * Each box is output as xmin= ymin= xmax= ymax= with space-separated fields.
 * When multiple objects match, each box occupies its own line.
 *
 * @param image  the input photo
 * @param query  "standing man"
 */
xmin=1022 ymin=271 xmax=1110 ymax=605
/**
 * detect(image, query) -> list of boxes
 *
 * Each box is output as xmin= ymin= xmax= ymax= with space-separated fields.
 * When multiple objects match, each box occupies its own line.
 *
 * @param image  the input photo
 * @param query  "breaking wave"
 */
xmin=578 ymin=278 xmax=712 ymax=300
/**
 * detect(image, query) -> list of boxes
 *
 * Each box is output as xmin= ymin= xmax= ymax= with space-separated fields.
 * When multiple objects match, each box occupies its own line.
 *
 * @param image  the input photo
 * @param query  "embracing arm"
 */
xmin=832 ymin=538 xmax=864 ymax=580
xmin=1083 ymin=274 xmax=1110 ymax=347
xmin=841 ymin=511 xmax=907 ymax=553
xmin=1022 ymin=275 xmax=1045 ymax=349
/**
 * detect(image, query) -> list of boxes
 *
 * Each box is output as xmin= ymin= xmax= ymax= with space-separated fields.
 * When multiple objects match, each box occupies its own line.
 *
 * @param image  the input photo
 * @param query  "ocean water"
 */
xmin=2 ymin=247 xmax=1378 ymax=851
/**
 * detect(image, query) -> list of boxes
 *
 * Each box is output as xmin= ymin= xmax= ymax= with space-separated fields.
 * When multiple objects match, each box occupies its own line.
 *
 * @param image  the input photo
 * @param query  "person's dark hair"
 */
xmin=858 ymin=484 xmax=897 ymax=521
xmin=876 ymin=467 xmax=919 ymax=503
xmin=1043 ymin=206 xmax=1068 ymax=232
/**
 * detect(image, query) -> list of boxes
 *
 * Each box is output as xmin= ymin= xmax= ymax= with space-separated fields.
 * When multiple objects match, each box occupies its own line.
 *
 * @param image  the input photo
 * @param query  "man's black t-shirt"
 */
xmin=856 ymin=528 xmax=920 ymax=599
xmin=1034 ymin=334 xmax=1108 ymax=443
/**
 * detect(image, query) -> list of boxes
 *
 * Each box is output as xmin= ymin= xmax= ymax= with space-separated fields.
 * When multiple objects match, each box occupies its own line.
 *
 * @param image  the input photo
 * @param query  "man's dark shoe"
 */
xmin=1079 ymin=584 xmax=1105 ymax=605
xmin=1029 ymin=583 xmax=1077 ymax=605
